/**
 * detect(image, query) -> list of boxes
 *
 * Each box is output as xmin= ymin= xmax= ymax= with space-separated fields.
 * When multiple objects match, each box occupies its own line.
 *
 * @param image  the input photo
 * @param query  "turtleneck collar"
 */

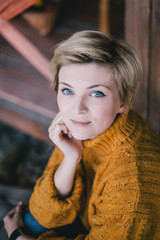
xmin=83 ymin=109 xmax=137 ymax=156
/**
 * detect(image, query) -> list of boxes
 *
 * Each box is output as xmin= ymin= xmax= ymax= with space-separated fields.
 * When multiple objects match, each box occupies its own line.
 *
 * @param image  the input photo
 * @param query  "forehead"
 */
xmin=58 ymin=63 xmax=113 ymax=86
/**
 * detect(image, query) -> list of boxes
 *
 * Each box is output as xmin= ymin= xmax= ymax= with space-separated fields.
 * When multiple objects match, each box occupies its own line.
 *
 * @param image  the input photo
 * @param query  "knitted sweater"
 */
xmin=29 ymin=110 xmax=160 ymax=240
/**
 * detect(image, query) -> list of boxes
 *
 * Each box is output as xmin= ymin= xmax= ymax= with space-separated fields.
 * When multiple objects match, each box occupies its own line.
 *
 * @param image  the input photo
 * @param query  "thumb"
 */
xmin=15 ymin=201 xmax=23 ymax=216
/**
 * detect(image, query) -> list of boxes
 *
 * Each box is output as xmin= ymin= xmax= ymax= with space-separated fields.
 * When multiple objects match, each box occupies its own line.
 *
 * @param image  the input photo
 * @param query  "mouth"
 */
xmin=71 ymin=120 xmax=91 ymax=127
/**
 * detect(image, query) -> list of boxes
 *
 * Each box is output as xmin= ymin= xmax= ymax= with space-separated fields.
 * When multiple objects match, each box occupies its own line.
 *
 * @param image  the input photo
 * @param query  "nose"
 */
xmin=74 ymin=96 xmax=88 ymax=114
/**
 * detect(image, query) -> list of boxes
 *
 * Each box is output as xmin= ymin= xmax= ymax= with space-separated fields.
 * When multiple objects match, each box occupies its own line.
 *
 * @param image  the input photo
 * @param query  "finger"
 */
xmin=15 ymin=201 xmax=23 ymax=214
xmin=51 ymin=112 xmax=63 ymax=126
xmin=49 ymin=123 xmax=68 ymax=139
xmin=49 ymin=123 xmax=72 ymax=144
xmin=48 ymin=113 xmax=63 ymax=133
xmin=67 ymin=129 xmax=73 ymax=139
xmin=7 ymin=207 xmax=17 ymax=217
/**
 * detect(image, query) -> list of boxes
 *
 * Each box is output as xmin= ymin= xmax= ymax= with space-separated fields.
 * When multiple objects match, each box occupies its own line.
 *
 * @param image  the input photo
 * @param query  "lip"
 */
xmin=71 ymin=119 xmax=91 ymax=127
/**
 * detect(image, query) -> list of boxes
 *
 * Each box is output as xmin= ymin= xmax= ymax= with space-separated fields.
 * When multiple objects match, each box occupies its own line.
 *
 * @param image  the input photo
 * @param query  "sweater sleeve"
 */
xmin=29 ymin=147 xmax=85 ymax=229
xmin=36 ymin=163 xmax=152 ymax=240
xmin=82 ymin=167 xmax=152 ymax=240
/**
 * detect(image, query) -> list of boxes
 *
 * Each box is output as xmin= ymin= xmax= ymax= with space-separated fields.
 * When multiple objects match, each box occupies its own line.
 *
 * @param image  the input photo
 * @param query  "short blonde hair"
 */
xmin=50 ymin=30 xmax=142 ymax=103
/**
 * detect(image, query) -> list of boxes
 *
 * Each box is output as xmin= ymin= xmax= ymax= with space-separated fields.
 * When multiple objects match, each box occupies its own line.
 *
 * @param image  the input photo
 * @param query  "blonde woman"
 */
xmin=4 ymin=30 xmax=160 ymax=240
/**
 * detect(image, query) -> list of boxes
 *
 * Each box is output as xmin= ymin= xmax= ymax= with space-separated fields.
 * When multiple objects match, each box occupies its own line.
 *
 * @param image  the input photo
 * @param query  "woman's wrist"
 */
xmin=9 ymin=228 xmax=23 ymax=240
xmin=54 ymin=155 xmax=80 ymax=197
xmin=9 ymin=229 xmax=36 ymax=240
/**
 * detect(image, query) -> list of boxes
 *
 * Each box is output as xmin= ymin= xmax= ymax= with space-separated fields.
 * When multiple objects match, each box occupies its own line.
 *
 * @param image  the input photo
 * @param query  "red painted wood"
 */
xmin=0 ymin=90 xmax=55 ymax=119
xmin=0 ymin=17 xmax=51 ymax=80
xmin=0 ymin=0 xmax=39 ymax=21
xmin=0 ymin=0 xmax=13 ymax=12
xmin=0 ymin=70 xmax=58 ymax=114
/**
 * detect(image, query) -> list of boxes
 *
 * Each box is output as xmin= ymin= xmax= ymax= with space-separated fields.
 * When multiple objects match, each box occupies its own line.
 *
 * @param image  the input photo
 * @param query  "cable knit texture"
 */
xmin=29 ymin=110 xmax=160 ymax=240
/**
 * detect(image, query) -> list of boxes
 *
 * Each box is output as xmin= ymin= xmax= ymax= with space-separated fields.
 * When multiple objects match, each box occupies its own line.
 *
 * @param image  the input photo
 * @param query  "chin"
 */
xmin=73 ymin=134 xmax=89 ymax=141
xmin=71 ymin=131 xmax=97 ymax=141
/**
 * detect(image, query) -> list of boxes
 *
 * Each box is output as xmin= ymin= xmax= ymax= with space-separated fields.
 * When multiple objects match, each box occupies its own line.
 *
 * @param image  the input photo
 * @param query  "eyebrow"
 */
xmin=59 ymin=82 xmax=73 ymax=88
xmin=87 ymin=84 xmax=111 ymax=90
xmin=59 ymin=82 xmax=111 ymax=90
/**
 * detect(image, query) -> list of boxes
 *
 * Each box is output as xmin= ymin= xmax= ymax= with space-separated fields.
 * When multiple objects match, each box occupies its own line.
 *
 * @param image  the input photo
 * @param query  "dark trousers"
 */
xmin=23 ymin=211 xmax=88 ymax=238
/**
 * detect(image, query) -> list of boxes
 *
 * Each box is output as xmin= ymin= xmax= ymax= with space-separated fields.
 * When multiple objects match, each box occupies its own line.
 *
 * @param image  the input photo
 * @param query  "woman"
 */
xmin=4 ymin=30 xmax=160 ymax=240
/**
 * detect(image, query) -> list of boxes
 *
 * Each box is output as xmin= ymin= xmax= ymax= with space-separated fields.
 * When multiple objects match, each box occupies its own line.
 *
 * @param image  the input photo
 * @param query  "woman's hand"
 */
xmin=3 ymin=201 xmax=24 ymax=237
xmin=3 ymin=202 xmax=36 ymax=240
xmin=48 ymin=113 xmax=83 ymax=197
xmin=48 ymin=112 xmax=82 ymax=162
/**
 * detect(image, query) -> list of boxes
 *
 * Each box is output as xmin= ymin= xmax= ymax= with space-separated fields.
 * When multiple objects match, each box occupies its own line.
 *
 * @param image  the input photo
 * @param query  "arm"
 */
xmin=29 ymin=113 xmax=85 ymax=228
xmin=35 ymin=152 xmax=152 ymax=240
xmin=3 ymin=202 xmax=36 ymax=240
xmin=50 ymin=113 xmax=82 ymax=197
xmin=32 ymin=155 xmax=152 ymax=240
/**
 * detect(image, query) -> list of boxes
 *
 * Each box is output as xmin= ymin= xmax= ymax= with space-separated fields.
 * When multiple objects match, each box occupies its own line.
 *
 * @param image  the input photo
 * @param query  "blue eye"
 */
xmin=62 ymin=88 xmax=74 ymax=95
xmin=91 ymin=91 xmax=105 ymax=97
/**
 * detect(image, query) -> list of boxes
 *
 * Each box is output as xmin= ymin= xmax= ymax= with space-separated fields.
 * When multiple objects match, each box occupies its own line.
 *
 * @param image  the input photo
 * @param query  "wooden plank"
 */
xmin=0 ymin=72 xmax=58 ymax=113
xmin=0 ymin=65 xmax=50 ymax=90
xmin=125 ymin=0 xmax=150 ymax=120
xmin=11 ymin=16 xmax=55 ymax=59
xmin=0 ymin=17 xmax=51 ymax=80
xmin=99 ymin=0 xmax=110 ymax=35
xmin=149 ymin=0 xmax=160 ymax=133
xmin=0 ymin=105 xmax=50 ymax=141
xmin=0 ymin=0 xmax=14 ymax=12
xmin=1 ymin=0 xmax=39 ymax=21
xmin=0 ymin=89 xmax=55 ymax=119
xmin=0 ymin=54 xmax=49 ymax=84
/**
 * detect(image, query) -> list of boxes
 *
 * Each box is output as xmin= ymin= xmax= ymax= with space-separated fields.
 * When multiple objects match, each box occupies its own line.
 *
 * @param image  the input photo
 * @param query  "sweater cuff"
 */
xmin=29 ymin=163 xmax=84 ymax=228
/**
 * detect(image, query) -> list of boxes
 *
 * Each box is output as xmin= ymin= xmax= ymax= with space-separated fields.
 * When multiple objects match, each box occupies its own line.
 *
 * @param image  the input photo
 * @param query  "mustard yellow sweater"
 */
xmin=29 ymin=110 xmax=160 ymax=240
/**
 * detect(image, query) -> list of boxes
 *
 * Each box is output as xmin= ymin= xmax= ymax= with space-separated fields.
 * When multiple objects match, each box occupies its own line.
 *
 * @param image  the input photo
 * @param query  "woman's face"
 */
xmin=57 ymin=63 xmax=125 ymax=140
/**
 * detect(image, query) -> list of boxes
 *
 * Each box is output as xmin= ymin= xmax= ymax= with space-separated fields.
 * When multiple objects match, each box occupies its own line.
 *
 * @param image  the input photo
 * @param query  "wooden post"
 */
xmin=99 ymin=0 xmax=110 ymax=35
xmin=149 ymin=0 xmax=160 ymax=133
xmin=125 ymin=0 xmax=160 ymax=133
xmin=125 ymin=0 xmax=150 ymax=120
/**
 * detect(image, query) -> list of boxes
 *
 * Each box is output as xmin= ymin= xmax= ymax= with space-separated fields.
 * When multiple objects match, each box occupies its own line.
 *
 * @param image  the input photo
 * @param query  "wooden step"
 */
xmin=0 ymin=0 xmax=99 ymax=141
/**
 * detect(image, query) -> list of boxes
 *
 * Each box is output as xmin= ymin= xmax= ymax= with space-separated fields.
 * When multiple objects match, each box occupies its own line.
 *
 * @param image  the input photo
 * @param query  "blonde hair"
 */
xmin=50 ymin=30 xmax=142 ymax=103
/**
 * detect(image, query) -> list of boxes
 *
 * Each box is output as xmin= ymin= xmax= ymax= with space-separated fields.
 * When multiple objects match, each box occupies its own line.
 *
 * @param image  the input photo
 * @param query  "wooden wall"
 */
xmin=125 ymin=0 xmax=160 ymax=134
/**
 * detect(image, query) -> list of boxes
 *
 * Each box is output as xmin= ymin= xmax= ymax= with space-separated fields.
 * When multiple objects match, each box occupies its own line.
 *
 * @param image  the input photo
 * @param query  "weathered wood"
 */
xmin=0 ymin=0 xmax=99 ymax=140
xmin=99 ymin=0 xmax=110 ymax=35
xmin=0 ymin=90 xmax=55 ymax=119
xmin=0 ymin=17 xmax=51 ymax=80
xmin=125 ymin=0 xmax=150 ymax=120
xmin=0 ymin=64 xmax=50 ymax=90
xmin=0 ymin=55 xmax=49 ymax=84
xmin=0 ymin=0 xmax=13 ymax=12
xmin=0 ymin=70 xmax=58 ymax=114
xmin=125 ymin=0 xmax=160 ymax=133
xmin=0 ymin=0 xmax=39 ymax=21
xmin=149 ymin=0 xmax=160 ymax=133
xmin=11 ymin=16 xmax=55 ymax=60
xmin=0 ymin=105 xmax=50 ymax=141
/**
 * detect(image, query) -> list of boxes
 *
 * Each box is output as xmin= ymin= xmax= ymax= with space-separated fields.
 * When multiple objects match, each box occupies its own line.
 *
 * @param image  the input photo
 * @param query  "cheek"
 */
xmin=57 ymin=95 xmax=68 ymax=112
xmin=57 ymin=98 xmax=72 ymax=124
xmin=92 ymin=103 xmax=112 ymax=118
xmin=93 ymin=102 xmax=118 ymax=125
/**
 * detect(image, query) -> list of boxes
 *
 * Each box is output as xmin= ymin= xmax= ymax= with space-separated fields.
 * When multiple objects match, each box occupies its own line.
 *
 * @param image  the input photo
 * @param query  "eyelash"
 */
xmin=62 ymin=88 xmax=74 ymax=95
xmin=90 ymin=91 xmax=106 ymax=98
xmin=61 ymin=88 xmax=106 ymax=98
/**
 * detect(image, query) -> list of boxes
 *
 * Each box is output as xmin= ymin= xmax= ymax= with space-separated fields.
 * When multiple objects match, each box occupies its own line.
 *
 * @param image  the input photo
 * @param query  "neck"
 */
xmin=83 ymin=109 xmax=136 ymax=156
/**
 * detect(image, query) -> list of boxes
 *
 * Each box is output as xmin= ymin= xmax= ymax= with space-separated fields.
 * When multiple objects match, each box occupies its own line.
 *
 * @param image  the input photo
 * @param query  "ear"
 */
xmin=118 ymin=91 xmax=133 ymax=114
